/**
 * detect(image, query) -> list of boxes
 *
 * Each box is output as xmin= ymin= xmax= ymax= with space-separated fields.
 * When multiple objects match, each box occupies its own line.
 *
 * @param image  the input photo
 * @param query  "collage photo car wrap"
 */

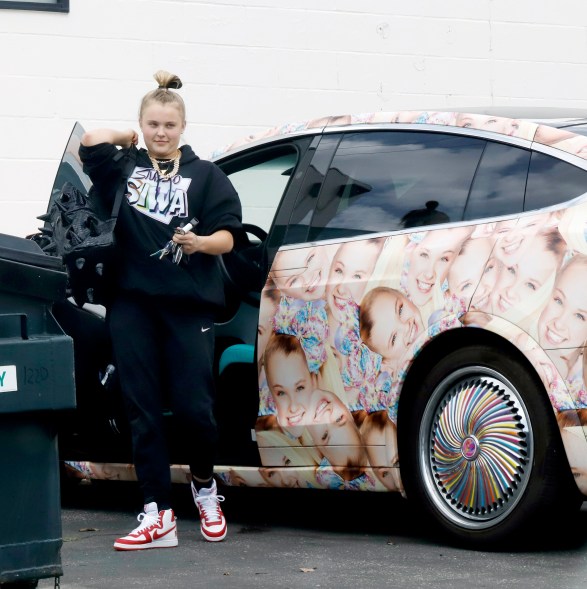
xmin=238 ymin=199 xmax=587 ymax=495
xmin=211 ymin=110 xmax=587 ymax=162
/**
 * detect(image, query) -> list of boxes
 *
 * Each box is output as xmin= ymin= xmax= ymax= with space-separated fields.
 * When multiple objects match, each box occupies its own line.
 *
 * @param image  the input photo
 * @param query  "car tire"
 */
xmin=399 ymin=344 xmax=580 ymax=548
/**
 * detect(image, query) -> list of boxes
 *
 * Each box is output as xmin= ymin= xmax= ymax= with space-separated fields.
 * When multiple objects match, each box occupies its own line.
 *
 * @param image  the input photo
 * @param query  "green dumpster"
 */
xmin=0 ymin=233 xmax=75 ymax=587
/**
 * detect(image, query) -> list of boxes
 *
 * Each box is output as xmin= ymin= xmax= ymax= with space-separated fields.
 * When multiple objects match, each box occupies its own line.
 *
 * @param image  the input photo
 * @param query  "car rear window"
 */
xmin=525 ymin=151 xmax=587 ymax=211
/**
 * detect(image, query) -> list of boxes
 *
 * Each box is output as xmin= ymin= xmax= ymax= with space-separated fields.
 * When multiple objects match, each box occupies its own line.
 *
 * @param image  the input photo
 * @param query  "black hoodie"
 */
xmin=79 ymin=142 xmax=242 ymax=315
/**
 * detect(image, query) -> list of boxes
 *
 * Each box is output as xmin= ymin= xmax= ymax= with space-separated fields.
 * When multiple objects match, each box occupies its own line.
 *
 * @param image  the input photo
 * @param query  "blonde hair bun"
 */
xmin=153 ymin=70 xmax=183 ymax=90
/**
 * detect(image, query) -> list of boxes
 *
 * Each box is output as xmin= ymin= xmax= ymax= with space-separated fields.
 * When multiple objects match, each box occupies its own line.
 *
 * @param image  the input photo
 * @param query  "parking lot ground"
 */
xmin=36 ymin=482 xmax=412 ymax=589
xmin=36 ymin=481 xmax=587 ymax=589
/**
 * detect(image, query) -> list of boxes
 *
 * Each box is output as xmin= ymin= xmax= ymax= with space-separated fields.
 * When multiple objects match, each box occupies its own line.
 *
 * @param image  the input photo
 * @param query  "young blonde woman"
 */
xmin=79 ymin=71 xmax=243 ymax=550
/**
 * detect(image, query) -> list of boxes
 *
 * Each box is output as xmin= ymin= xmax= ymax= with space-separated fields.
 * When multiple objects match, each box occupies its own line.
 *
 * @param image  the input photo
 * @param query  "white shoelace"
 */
xmin=195 ymin=494 xmax=225 ymax=523
xmin=132 ymin=511 xmax=159 ymax=533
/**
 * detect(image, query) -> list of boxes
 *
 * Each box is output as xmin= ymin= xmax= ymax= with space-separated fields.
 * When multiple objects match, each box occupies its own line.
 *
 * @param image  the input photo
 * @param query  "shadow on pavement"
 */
xmin=62 ymin=479 xmax=428 ymax=540
xmin=61 ymin=478 xmax=587 ymax=553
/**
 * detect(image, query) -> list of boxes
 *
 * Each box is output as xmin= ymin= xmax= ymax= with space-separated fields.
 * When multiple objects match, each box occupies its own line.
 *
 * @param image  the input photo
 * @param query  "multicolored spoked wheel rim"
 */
xmin=420 ymin=367 xmax=533 ymax=529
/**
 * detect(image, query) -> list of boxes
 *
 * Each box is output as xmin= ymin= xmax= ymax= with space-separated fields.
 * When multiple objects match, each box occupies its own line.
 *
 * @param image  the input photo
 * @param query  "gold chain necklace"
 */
xmin=148 ymin=149 xmax=181 ymax=180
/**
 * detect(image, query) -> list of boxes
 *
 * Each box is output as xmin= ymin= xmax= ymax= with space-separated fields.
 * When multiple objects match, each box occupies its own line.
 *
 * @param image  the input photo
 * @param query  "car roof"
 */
xmin=442 ymin=105 xmax=587 ymax=124
xmin=210 ymin=108 xmax=587 ymax=162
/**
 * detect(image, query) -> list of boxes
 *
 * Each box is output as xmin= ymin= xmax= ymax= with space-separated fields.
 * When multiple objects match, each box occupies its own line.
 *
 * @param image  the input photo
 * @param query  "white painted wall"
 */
xmin=2 ymin=0 xmax=587 ymax=238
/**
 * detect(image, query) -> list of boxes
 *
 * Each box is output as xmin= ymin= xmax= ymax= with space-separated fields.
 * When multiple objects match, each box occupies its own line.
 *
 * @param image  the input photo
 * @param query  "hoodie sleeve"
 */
xmin=198 ymin=163 xmax=244 ymax=240
xmin=78 ymin=143 xmax=126 ymax=207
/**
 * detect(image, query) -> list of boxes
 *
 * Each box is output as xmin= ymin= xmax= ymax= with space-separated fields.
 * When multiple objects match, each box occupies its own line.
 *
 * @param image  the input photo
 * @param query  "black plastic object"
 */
xmin=32 ymin=122 xmax=134 ymax=308
xmin=0 ymin=232 xmax=75 ymax=586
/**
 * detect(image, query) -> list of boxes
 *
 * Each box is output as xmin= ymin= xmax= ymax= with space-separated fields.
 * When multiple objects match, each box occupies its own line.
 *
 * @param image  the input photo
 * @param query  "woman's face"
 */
xmin=365 ymin=290 xmax=423 ymax=368
xmin=493 ymin=216 xmax=548 ymax=266
xmin=257 ymin=295 xmax=277 ymax=367
xmin=308 ymin=389 xmax=363 ymax=466
xmin=538 ymin=263 xmax=587 ymax=350
xmin=326 ymin=241 xmax=380 ymax=323
xmin=260 ymin=466 xmax=303 ymax=488
xmin=470 ymin=257 xmax=501 ymax=312
xmin=139 ymin=102 xmax=185 ymax=160
xmin=491 ymin=234 xmax=559 ymax=314
xmin=405 ymin=229 xmax=469 ymax=307
xmin=366 ymin=445 xmax=400 ymax=491
xmin=457 ymin=114 xmax=520 ymax=136
xmin=361 ymin=414 xmax=399 ymax=491
xmin=265 ymin=349 xmax=314 ymax=436
xmin=447 ymin=237 xmax=493 ymax=300
xmin=271 ymin=246 xmax=330 ymax=301
xmin=260 ymin=446 xmax=310 ymax=470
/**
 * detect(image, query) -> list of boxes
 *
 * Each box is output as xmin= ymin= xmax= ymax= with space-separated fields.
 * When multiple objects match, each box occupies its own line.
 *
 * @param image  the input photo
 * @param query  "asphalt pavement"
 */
xmin=37 ymin=482 xmax=413 ymax=589
xmin=34 ymin=481 xmax=587 ymax=589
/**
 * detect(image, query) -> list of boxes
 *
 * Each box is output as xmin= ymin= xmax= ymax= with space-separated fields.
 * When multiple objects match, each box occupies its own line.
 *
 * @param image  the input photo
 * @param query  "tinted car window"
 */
xmin=285 ymin=134 xmax=341 ymax=245
xmin=525 ymin=151 xmax=587 ymax=211
xmin=309 ymin=131 xmax=485 ymax=240
xmin=464 ymin=141 xmax=531 ymax=221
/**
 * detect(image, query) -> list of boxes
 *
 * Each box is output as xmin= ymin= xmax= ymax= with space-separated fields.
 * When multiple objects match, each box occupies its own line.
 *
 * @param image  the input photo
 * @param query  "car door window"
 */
xmin=525 ymin=151 xmax=587 ymax=212
xmin=285 ymin=134 xmax=341 ymax=245
xmin=309 ymin=131 xmax=485 ymax=241
xmin=222 ymin=148 xmax=299 ymax=234
xmin=463 ymin=141 xmax=531 ymax=221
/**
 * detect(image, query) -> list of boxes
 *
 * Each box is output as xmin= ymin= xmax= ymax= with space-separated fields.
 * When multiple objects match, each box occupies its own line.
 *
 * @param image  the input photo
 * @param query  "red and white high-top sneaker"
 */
xmin=114 ymin=502 xmax=178 ymax=551
xmin=192 ymin=479 xmax=227 ymax=542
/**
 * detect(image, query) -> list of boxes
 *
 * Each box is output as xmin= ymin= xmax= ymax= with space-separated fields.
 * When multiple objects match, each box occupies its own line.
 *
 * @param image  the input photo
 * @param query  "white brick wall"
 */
xmin=1 ymin=0 xmax=587 ymax=237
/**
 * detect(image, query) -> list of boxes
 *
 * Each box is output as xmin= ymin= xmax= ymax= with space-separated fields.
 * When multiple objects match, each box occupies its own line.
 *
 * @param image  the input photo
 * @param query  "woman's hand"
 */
xmin=172 ymin=229 xmax=201 ymax=255
xmin=123 ymin=129 xmax=139 ymax=148
xmin=172 ymin=229 xmax=234 ymax=256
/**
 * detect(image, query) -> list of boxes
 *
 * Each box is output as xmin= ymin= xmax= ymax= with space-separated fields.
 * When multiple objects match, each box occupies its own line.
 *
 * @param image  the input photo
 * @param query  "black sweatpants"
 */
xmin=108 ymin=294 xmax=218 ymax=508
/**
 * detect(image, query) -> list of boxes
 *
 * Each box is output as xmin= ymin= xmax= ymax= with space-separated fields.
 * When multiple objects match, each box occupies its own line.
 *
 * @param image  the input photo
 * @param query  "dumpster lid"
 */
xmin=0 ymin=233 xmax=64 ymax=270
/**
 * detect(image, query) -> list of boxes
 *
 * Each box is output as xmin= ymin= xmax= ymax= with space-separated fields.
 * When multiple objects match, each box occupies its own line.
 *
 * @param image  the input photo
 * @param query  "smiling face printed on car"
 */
xmin=270 ymin=245 xmax=332 ymax=301
xmin=259 ymin=465 xmax=302 ymax=488
xmin=538 ymin=254 xmax=587 ymax=378
xmin=360 ymin=286 xmax=424 ymax=372
xmin=360 ymin=410 xmax=401 ymax=491
xmin=539 ymin=255 xmax=587 ymax=349
xmin=491 ymin=230 xmax=565 ymax=315
xmin=492 ymin=214 xmax=557 ymax=266
xmin=307 ymin=388 xmax=365 ymax=468
xmin=404 ymin=228 xmax=472 ymax=308
xmin=470 ymin=256 xmax=501 ymax=313
xmin=447 ymin=236 xmax=493 ymax=302
xmin=264 ymin=334 xmax=316 ymax=437
xmin=326 ymin=239 xmax=384 ymax=324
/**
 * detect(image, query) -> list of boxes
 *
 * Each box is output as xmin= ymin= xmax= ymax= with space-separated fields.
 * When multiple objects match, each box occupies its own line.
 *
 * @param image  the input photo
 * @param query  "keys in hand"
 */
xmin=151 ymin=218 xmax=199 ymax=265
